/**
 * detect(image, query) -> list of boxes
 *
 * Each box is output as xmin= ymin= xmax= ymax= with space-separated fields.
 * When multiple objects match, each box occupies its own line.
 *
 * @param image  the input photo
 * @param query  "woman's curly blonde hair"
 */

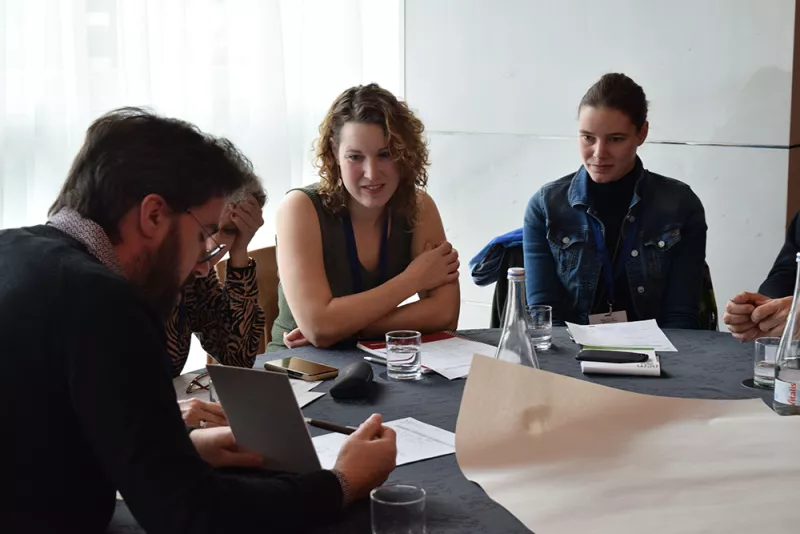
xmin=315 ymin=83 xmax=429 ymax=223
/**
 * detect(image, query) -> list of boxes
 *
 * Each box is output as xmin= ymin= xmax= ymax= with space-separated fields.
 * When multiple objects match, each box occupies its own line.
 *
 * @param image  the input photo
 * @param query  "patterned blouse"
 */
xmin=165 ymin=261 xmax=266 ymax=378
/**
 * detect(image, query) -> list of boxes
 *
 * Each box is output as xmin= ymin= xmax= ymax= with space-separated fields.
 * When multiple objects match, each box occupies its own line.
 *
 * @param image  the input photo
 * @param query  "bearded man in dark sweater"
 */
xmin=1 ymin=108 xmax=396 ymax=534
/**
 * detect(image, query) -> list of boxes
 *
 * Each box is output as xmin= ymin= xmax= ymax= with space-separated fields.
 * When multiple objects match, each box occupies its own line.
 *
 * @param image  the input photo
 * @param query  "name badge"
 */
xmin=588 ymin=310 xmax=629 ymax=325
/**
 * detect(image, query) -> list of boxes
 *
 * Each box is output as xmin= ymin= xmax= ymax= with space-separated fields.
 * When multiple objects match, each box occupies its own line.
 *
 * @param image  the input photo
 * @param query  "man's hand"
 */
xmin=332 ymin=414 xmax=397 ymax=505
xmin=178 ymin=398 xmax=228 ymax=428
xmin=724 ymin=292 xmax=770 ymax=342
xmin=752 ymin=296 xmax=793 ymax=337
xmin=190 ymin=426 xmax=263 ymax=468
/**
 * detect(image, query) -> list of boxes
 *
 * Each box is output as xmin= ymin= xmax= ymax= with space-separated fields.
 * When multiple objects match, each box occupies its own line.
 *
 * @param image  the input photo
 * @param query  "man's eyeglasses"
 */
xmin=187 ymin=210 xmax=226 ymax=264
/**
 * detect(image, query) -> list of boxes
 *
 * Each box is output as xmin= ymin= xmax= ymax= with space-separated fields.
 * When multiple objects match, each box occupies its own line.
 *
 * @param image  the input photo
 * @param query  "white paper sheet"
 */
xmin=421 ymin=338 xmax=495 ymax=379
xmin=456 ymin=355 xmax=800 ymax=534
xmin=566 ymin=319 xmax=678 ymax=351
xmin=580 ymin=349 xmax=660 ymax=376
xmin=288 ymin=378 xmax=325 ymax=408
xmin=313 ymin=417 xmax=455 ymax=470
xmin=173 ymin=373 xmax=324 ymax=408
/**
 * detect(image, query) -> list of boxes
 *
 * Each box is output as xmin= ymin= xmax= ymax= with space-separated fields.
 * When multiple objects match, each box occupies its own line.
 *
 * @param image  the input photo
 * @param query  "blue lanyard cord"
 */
xmin=589 ymin=215 xmax=640 ymax=310
xmin=588 ymin=185 xmax=644 ymax=312
xmin=342 ymin=213 xmax=390 ymax=294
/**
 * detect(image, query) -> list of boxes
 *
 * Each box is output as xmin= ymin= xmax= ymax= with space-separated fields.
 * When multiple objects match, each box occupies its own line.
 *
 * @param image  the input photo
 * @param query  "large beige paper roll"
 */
xmin=456 ymin=355 xmax=800 ymax=534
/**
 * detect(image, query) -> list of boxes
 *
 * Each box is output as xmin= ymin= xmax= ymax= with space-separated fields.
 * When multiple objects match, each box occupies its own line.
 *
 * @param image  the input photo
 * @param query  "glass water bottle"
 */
xmin=494 ymin=267 xmax=539 ymax=368
xmin=773 ymin=252 xmax=800 ymax=415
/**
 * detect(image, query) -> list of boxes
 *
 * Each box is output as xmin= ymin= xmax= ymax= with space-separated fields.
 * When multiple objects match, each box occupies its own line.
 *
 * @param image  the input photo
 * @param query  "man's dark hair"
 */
xmin=49 ymin=107 xmax=253 ymax=243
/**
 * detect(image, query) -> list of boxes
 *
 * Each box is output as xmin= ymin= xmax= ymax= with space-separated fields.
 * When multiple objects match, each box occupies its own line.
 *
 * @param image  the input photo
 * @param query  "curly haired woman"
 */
xmin=268 ymin=83 xmax=460 ymax=351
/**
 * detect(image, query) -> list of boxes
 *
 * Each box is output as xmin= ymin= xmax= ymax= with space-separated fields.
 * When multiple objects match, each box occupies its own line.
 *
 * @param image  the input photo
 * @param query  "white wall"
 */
xmin=406 ymin=0 xmax=796 ymax=328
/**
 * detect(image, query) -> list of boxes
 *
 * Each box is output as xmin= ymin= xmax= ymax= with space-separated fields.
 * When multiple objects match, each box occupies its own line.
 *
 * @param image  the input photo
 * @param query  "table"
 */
xmin=109 ymin=327 xmax=769 ymax=533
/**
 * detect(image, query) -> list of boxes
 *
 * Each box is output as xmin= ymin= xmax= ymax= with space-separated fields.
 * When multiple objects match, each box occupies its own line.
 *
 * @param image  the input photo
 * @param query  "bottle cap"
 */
xmin=507 ymin=267 xmax=525 ymax=279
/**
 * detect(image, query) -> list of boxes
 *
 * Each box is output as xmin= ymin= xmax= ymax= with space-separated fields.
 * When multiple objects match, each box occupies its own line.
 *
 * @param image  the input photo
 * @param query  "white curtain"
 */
xmin=0 ymin=0 xmax=403 ymax=250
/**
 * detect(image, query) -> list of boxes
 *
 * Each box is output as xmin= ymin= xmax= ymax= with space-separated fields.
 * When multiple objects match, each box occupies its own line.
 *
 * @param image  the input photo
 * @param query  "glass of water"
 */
xmin=385 ymin=330 xmax=423 ymax=380
xmin=754 ymin=337 xmax=780 ymax=389
xmin=527 ymin=305 xmax=553 ymax=350
xmin=371 ymin=484 xmax=426 ymax=534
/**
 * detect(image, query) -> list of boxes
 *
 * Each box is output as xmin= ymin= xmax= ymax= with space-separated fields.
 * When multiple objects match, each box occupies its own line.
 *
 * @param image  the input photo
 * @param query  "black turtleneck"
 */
xmin=588 ymin=160 xmax=641 ymax=318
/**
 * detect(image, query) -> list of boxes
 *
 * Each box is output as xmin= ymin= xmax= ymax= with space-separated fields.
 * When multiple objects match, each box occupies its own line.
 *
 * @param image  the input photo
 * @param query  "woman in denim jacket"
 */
xmin=523 ymin=73 xmax=707 ymax=329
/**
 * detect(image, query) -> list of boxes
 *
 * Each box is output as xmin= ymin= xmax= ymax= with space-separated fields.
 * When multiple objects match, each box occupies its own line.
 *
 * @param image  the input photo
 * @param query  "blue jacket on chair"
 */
xmin=522 ymin=162 xmax=708 ymax=329
xmin=469 ymin=228 xmax=523 ymax=286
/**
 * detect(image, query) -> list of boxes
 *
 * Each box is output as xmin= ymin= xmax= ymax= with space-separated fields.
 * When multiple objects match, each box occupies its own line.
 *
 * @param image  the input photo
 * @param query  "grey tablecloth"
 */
xmin=110 ymin=328 xmax=766 ymax=533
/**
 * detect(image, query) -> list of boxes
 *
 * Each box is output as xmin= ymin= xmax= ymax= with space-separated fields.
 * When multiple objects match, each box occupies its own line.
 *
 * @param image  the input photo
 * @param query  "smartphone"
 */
xmin=263 ymin=357 xmax=339 ymax=381
xmin=575 ymin=349 xmax=649 ymax=364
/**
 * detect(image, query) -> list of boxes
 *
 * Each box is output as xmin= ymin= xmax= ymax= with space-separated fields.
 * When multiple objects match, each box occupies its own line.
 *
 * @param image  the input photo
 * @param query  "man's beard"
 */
xmin=131 ymin=222 xmax=192 ymax=321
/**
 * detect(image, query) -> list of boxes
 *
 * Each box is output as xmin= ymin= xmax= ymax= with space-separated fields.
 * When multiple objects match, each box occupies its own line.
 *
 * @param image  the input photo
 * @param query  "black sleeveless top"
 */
xmin=268 ymin=184 xmax=414 ymax=351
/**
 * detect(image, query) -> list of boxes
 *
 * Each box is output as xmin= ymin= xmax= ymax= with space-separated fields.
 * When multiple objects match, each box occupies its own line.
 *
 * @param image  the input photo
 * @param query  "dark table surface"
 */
xmin=110 ymin=327 xmax=767 ymax=533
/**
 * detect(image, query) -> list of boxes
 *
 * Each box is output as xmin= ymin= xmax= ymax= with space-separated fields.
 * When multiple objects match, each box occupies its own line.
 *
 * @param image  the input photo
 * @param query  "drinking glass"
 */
xmin=385 ymin=331 xmax=423 ymax=380
xmin=754 ymin=337 xmax=780 ymax=389
xmin=371 ymin=484 xmax=426 ymax=534
xmin=528 ymin=305 xmax=553 ymax=350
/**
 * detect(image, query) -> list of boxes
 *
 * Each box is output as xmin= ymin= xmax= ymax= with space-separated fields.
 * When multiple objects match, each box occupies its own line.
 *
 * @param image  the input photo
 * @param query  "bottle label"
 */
xmin=774 ymin=378 xmax=800 ymax=406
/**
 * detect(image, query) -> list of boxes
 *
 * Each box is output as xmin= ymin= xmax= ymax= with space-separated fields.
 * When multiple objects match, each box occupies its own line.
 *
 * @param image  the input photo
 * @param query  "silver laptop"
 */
xmin=206 ymin=365 xmax=322 ymax=474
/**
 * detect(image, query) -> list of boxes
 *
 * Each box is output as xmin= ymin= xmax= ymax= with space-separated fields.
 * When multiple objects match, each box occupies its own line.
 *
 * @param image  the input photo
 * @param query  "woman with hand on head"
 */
xmin=268 ymin=83 xmax=460 ymax=351
xmin=168 ymin=176 xmax=268 ymax=428
xmin=523 ymin=73 xmax=708 ymax=329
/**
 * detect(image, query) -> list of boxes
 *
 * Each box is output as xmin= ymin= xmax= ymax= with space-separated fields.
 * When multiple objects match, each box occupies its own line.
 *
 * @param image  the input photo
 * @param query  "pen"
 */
xmin=304 ymin=417 xmax=358 ymax=435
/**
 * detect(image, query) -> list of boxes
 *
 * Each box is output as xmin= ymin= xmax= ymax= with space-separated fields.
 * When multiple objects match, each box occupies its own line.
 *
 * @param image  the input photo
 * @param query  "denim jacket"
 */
xmin=522 ymin=162 xmax=708 ymax=329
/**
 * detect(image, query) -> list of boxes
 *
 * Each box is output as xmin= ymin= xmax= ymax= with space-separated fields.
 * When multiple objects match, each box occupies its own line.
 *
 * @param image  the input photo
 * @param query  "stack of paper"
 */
xmin=288 ymin=379 xmax=325 ymax=408
xmin=565 ymin=319 xmax=676 ymax=377
xmin=565 ymin=319 xmax=677 ymax=351
xmin=312 ymin=417 xmax=455 ymax=469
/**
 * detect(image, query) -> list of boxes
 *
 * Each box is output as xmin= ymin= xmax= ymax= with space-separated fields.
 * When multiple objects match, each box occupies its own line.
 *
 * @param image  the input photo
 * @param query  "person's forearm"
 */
xmin=228 ymin=249 xmax=250 ymax=269
xmin=70 ymin=282 xmax=343 ymax=534
xmin=660 ymin=266 xmax=703 ymax=329
xmin=196 ymin=267 xmax=263 ymax=367
xmin=130 ymin=465 xmax=344 ymax=533
xmin=659 ymin=270 xmax=703 ymax=330
xmin=187 ymin=470 xmax=344 ymax=533
xmin=759 ymin=270 xmax=797 ymax=299
xmin=360 ymin=290 xmax=459 ymax=338
xmin=660 ymin=210 xmax=706 ymax=330
xmin=523 ymin=202 xmax=566 ymax=323
xmin=214 ymin=303 xmax=264 ymax=369
xmin=296 ymin=272 xmax=420 ymax=348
